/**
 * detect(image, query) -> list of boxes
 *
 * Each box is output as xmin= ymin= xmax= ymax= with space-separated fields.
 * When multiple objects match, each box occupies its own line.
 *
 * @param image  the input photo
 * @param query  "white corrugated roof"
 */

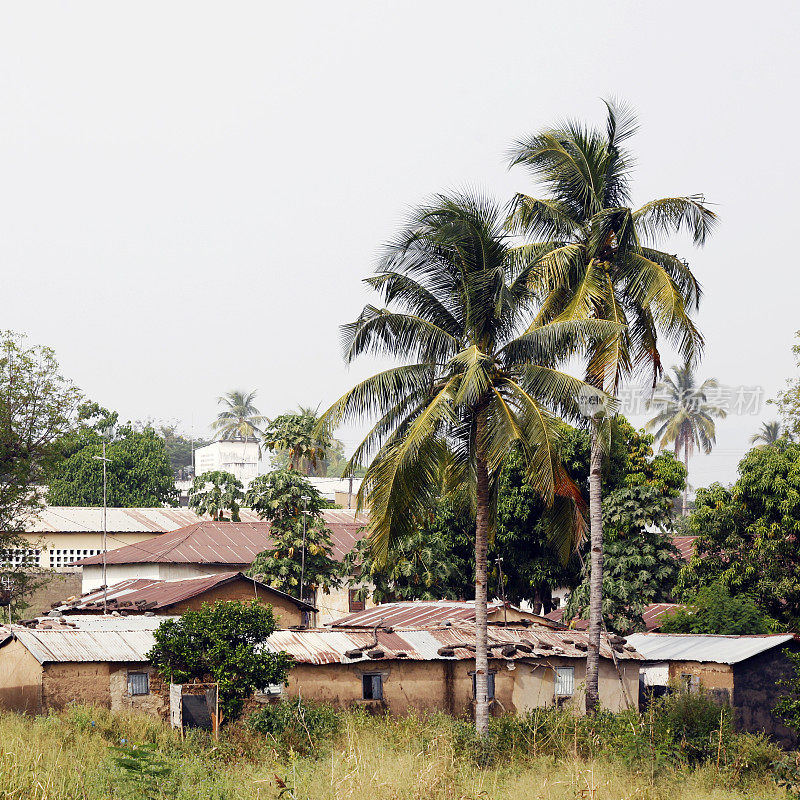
xmin=625 ymin=633 xmax=797 ymax=664
xmin=8 ymin=628 xmax=158 ymax=664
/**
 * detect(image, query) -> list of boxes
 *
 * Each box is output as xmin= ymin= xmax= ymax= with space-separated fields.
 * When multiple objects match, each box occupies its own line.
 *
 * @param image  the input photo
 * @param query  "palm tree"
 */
xmin=646 ymin=360 xmax=726 ymax=514
xmin=507 ymin=100 xmax=716 ymax=712
xmin=750 ymin=421 xmax=784 ymax=447
xmin=320 ymin=192 xmax=619 ymax=734
xmin=211 ymin=390 xmax=266 ymax=466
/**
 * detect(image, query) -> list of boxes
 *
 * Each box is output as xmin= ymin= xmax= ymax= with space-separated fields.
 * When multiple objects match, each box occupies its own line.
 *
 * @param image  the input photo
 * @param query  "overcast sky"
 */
xmin=2 ymin=2 xmax=798 ymax=491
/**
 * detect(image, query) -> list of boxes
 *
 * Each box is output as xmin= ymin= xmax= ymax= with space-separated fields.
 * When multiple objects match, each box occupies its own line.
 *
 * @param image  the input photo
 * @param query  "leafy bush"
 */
xmin=247 ymin=699 xmax=341 ymax=757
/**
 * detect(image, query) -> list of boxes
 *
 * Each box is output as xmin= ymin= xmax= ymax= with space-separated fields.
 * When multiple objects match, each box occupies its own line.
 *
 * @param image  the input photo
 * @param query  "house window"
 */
xmin=471 ymin=671 xmax=496 ymax=700
xmin=555 ymin=666 xmax=575 ymax=697
xmin=127 ymin=672 xmax=150 ymax=696
xmin=348 ymin=589 xmax=366 ymax=612
xmin=681 ymin=673 xmax=700 ymax=694
xmin=362 ymin=673 xmax=383 ymax=700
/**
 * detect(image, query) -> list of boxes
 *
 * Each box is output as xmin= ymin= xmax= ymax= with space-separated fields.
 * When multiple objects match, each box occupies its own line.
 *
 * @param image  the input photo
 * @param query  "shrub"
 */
xmin=247 ymin=699 xmax=341 ymax=757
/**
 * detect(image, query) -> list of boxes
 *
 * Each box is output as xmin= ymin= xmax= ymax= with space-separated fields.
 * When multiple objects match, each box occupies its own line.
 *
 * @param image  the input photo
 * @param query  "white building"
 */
xmin=193 ymin=439 xmax=260 ymax=486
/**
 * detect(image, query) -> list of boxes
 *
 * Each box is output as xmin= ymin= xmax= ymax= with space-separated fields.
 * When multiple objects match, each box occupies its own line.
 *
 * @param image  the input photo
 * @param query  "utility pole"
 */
xmin=93 ymin=440 xmax=110 ymax=614
xmin=300 ymin=494 xmax=310 ymax=606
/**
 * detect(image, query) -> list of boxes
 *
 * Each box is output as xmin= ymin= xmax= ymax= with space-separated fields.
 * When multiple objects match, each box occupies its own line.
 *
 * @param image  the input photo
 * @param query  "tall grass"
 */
xmin=0 ymin=701 xmax=789 ymax=800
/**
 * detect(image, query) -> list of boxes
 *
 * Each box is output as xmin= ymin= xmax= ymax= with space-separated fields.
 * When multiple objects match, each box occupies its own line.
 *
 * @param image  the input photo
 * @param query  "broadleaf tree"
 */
xmin=320 ymin=192 xmax=617 ymax=733
xmin=188 ymin=471 xmax=243 ymax=521
xmin=507 ymin=100 xmax=714 ymax=710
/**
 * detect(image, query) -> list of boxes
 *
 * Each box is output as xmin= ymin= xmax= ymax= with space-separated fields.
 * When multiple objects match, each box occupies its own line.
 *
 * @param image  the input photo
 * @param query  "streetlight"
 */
xmin=93 ymin=440 xmax=110 ymax=614
xmin=299 ymin=494 xmax=310 ymax=605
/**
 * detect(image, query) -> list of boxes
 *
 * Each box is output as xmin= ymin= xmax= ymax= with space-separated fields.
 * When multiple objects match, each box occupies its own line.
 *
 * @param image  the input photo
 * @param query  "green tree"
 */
xmin=147 ymin=600 xmax=292 ymax=722
xmin=750 ymin=421 xmax=785 ymax=447
xmin=321 ymin=192 xmax=615 ymax=733
xmin=262 ymin=407 xmax=332 ymax=475
xmin=246 ymin=469 xmax=342 ymax=599
xmin=564 ymin=484 xmax=683 ymax=634
xmin=676 ymin=441 xmax=800 ymax=627
xmin=660 ymin=582 xmax=770 ymax=635
xmin=211 ymin=390 xmax=266 ymax=473
xmin=46 ymin=414 xmax=178 ymax=507
xmin=774 ymin=331 xmax=800 ymax=439
xmin=507 ymin=100 xmax=714 ymax=710
xmin=150 ymin=421 xmax=209 ymax=478
xmin=646 ymin=360 xmax=726 ymax=514
xmin=188 ymin=470 xmax=243 ymax=521
xmin=0 ymin=332 xmax=80 ymax=533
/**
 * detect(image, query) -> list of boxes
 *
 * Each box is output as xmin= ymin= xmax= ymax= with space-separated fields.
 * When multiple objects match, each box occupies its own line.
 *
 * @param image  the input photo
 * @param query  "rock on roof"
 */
xmin=76 ymin=511 xmax=367 ymax=566
xmin=266 ymin=624 xmax=640 ymax=665
xmin=60 ymin=571 xmax=316 ymax=613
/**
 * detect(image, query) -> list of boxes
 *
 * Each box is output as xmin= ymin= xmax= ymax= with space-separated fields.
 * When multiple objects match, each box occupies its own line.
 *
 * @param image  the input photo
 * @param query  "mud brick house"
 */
xmin=0 ymin=616 xmax=169 ymax=716
xmin=265 ymin=623 xmax=641 ymax=715
xmin=56 ymin=571 xmax=316 ymax=627
xmin=627 ymin=632 xmax=800 ymax=748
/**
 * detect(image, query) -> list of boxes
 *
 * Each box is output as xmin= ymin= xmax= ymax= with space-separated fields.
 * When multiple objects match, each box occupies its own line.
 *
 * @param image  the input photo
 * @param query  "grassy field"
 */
xmin=0 ymin=704 xmax=791 ymax=800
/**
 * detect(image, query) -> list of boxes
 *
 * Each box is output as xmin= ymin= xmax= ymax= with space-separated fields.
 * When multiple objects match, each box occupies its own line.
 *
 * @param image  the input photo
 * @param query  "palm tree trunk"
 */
xmin=586 ymin=418 xmax=604 ymax=714
xmin=474 ymin=443 xmax=491 ymax=735
xmin=683 ymin=437 xmax=689 ymax=516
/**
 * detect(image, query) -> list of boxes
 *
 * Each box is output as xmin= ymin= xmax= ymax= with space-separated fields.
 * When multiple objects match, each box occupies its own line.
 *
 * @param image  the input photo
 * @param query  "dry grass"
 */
xmin=0 ymin=707 xmax=788 ymax=800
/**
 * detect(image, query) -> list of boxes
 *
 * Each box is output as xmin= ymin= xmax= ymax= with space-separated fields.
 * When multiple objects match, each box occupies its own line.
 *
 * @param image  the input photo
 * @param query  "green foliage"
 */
xmin=109 ymin=743 xmax=175 ymax=800
xmin=46 ymin=415 xmax=178 ymax=507
xmin=774 ymin=650 xmax=800 ymax=737
xmin=563 ymin=426 xmax=686 ymax=633
xmin=247 ymin=699 xmax=341 ymax=757
xmin=660 ymin=582 xmax=770 ymax=634
xmin=210 ymin=389 xmax=266 ymax=446
xmin=774 ymin=331 xmax=800 ymax=440
xmin=147 ymin=600 xmax=292 ymax=722
xmin=149 ymin=421 xmax=209 ymax=477
xmin=262 ymin=407 xmax=332 ymax=476
xmin=677 ymin=441 xmax=800 ymax=627
xmin=246 ymin=470 xmax=343 ymax=597
xmin=188 ymin=470 xmax=243 ymax=521
xmin=0 ymin=331 xmax=80 ymax=535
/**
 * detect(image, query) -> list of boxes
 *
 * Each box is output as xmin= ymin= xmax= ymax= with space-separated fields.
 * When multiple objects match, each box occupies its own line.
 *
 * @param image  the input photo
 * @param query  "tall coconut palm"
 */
xmin=750 ymin=421 xmax=784 ymax=447
xmin=211 ymin=390 xmax=266 ymax=464
xmin=646 ymin=360 xmax=726 ymax=514
xmin=507 ymin=100 xmax=715 ymax=711
xmin=320 ymin=192 xmax=620 ymax=734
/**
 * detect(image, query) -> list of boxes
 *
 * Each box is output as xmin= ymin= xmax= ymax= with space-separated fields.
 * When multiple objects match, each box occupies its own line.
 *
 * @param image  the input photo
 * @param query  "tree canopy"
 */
xmin=188 ymin=471 xmax=243 ymax=521
xmin=676 ymin=440 xmax=800 ymax=628
xmin=262 ymin=407 xmax=332 ymax=476
xmin=147 ymin=601 xmax=292 ymax=722
xmin=46 ymin=405 xmax=177 ymax=507
xmin=246 ymin=469 xmax=342 ymax=599
xmin=660 ymin=582 xmax=769 ymax=635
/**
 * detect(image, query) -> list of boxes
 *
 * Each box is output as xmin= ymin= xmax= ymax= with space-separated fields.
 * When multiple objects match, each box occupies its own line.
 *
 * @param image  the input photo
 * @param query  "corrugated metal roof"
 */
xmin=5 ymin=624 xmax=164 ymax=664
xmin=546 ymin=603 xmax=688 ymax=633
xmin=76 ymin=512 xmax=367 ymax=567
xmin=625 ymin=633 xmax=798 ymax=664
xmin=328 ymin=600 xmax=550 ymax=629
xmin=266 ymin=624 xmax=640 ymax=665
xmin=19 ymin=506 xmax=367 ymax=544
xmin=61 ymin=572 xmax=315 ymax=612
xmin=672 ymin=536 xmax=697 ymax=562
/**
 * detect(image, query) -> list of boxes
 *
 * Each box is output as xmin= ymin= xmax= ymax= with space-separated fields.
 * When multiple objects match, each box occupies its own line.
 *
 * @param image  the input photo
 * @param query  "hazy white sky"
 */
xmin=2 ymin=2 xmax=798 ymax=491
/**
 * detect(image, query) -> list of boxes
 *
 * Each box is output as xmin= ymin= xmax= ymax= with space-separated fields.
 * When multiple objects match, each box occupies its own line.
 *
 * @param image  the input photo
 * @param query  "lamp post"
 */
xmin=299 ymin=494 xmax=310 ymax=604
xmin=93 ymin=440 xmax=110 ymax=614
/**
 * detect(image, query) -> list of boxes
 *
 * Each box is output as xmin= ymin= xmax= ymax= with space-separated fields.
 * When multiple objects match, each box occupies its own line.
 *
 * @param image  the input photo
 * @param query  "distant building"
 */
xmin=306 ymin=477 xmax=362 ymax=508
xmin=193 ymin=439 xmax=260 ymax=486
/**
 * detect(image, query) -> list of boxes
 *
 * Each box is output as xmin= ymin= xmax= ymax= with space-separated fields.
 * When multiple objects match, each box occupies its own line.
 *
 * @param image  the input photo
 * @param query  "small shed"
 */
xmin=626 ymin=632 xmax=800 ymax=748
xmin=0 ymin=616 xmax=167 ymax=716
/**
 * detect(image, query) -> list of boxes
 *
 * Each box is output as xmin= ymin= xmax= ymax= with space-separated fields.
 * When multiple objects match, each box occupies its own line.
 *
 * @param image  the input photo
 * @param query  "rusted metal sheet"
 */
xmin=329 ymin=601 xmax=507 ymax=629
xmin=11 ymin=628 xmax=159 ymax=664
xmin=62 ymin=571 xmax=315 ymax=612
xmin=75 ymin=511 xmax=367 ymax=567
xmin=266 ymin=624 xmax=640 ymax=665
